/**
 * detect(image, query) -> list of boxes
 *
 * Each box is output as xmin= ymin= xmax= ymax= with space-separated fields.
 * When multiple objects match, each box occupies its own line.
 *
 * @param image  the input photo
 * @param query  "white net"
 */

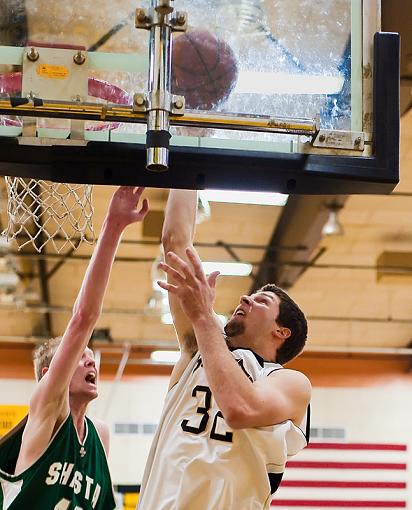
xmin=3 ymin=178 xmax=95 ymax=253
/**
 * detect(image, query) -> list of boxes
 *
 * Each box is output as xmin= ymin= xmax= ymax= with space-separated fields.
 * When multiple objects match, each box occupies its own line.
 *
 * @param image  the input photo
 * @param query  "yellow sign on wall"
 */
xmin=0 ymin=405 xmax=28 ymax=436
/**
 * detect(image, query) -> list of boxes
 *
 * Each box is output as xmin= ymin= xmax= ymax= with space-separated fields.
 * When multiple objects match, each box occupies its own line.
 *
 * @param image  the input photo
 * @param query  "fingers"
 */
xmin=185 ymin=248 xmax=206 ymax=282
xmin=166 ymin=251 xmax=197 ymax=285
xmin=117 ymin=185 xmax=137 ymax=195
xmin=116 ymin=186 xmax=146 ymax=198
xmin=136 ymin=197 xmax=149 ymax=219
xmin=158 ymin=261 xmax=186 ymax=284
xmin=207 ymin=271 xmax=220 ymax=289
xmin=157 ymin=279 xmax=178 ymax=294
xmin=132 ymin=188 xmax=148 ymax=217
xmin=160 ymin=253 xmax=219 ymax=289
xmin=133 ymin=186 xmax=146 ymax=199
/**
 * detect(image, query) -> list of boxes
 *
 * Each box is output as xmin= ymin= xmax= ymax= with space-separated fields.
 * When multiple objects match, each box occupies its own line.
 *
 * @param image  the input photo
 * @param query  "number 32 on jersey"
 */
xmin=181 ymin=385 xmax=233 ymax=443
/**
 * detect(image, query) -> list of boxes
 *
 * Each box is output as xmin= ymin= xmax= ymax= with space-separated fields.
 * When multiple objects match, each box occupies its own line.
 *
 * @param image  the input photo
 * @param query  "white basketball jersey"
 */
xmin=138 ymin=348 xmax=310 ymax=510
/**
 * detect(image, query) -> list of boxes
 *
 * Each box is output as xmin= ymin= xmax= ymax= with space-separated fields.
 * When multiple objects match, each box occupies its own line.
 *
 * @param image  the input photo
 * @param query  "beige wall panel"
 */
xmin=308 ymin=320 xmax=411 ymax=348
xmin=0 ymin=312 xmax=39 ymax=337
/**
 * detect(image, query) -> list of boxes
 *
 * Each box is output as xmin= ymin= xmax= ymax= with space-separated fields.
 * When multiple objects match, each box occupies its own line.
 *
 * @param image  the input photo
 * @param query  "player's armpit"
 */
xmin=225 ymin=369 xmax=311 ymax=430
xmin=168 ymin=283 xmax=198 ymax=351
xmin=14 ymin=408 xmax=67 ymax=474
xmin=168 ymin=350 xmax=197 ymax=391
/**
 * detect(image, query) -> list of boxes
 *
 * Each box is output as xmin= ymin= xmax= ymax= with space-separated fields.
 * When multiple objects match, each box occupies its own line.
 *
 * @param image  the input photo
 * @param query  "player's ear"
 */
xmin=273 ymin=326 xmax=291 ymax=340
xmin=41 ymin=366 xmax=49 ymax=378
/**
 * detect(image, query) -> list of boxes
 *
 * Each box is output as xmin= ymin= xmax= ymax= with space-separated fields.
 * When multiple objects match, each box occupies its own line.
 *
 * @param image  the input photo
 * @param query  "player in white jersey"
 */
xmin=138 ymin=190 xmax=311 ymax=510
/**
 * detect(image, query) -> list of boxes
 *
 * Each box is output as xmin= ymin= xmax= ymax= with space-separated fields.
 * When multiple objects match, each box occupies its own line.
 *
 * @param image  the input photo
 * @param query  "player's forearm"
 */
xmin=192 ymin=315 xmax=257 ymax=428
xmin=48 ymin=218 xmax=123 ymax=395
xmin=161 ymin=189 xmax=197 ymax=251
xmin=73 ymin=215 xmax=124 ymax=320
xmin=162 ymin=190 xmax=198 ymax=354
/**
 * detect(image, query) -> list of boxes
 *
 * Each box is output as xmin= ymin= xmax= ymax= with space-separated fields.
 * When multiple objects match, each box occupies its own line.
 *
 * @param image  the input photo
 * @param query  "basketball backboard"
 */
xmin=0 ymin=0 xmax=399 ymax=194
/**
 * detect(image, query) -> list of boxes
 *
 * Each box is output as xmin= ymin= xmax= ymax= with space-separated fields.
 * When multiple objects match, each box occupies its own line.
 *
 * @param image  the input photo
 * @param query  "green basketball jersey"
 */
xmin=0 ymin=414 xmax=116 ymax=510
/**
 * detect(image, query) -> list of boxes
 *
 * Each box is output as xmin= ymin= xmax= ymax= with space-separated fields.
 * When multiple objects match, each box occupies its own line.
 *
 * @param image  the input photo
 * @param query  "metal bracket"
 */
xmin=135 ymin=6 xmax=187 ymax=32
xmin=313 ymin=130 xmax=365 ymax=151
xmin=133 ymin=92 xmax=147 ymax=112
xmin=22 ymin=46 xmax=89 ymax=103
xmin=171 ymin=95 xmax=185 ymax=115
xmin=170 ymin=11 xmax=188 ymax=32
xmin=135 ymin=8 xmax=152 ymax=30
xmin=133 ymin=92 xmax=185 ymax=115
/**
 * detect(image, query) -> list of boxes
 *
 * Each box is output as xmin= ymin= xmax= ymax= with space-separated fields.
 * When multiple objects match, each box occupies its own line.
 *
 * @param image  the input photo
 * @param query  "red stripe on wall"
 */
xmin=307 ymin=443 xmax=407 ymax=451
xmin=271 ymin=500 xmax=406 ymax=508
xmin=281 ymin=481 xmax=407 ymax=489
xmin=286 ymin=461 xmax=407 ymax=470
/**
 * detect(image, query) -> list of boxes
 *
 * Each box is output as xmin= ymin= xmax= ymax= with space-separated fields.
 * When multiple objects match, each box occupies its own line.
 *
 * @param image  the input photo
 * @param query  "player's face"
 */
xmin=69 ymin=347 xmax=98 ymax=401
xmin=225 ymin=291 xmax=281 ymax=343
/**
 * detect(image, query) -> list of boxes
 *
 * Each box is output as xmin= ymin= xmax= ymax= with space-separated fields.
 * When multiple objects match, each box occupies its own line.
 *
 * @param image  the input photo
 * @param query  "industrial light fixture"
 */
xmin=322 ymin=202 xmax=344 ymax=236
xmin=155 ymin=260 xmax=253 ymax=290
xmin=161 ymin=312 xmax=227 ymax=326
xmin=202 ymin=261 xmax=252 ymax=276
xmin=145 ymin=289 xmax=170 ymax=316
xmin=200 ymin=190 xmax=288 ymax=206
xmin=0 ymin=258 xmax=20 ymax=305
xmin=146 ymin=248 xmax=170 ymax=316
xmin=0 ymin=237 xmax=17 ymax=289
xmin=151 ymin=350 xmax=180 ymax=364
xmin=196 ymin=193 xmax=211 ymax=224
xmin=0 ymin=236 xmax=10 ymax=255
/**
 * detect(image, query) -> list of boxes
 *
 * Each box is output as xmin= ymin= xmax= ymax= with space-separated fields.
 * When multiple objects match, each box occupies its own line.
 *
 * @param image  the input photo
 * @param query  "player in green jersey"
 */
xmin=0 ymin=186 xmax=149 ymax=510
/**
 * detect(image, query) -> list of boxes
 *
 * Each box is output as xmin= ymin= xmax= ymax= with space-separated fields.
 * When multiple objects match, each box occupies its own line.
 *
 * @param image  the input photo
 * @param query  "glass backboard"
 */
xmin=0 ymin=0 xmax=400 ymax=194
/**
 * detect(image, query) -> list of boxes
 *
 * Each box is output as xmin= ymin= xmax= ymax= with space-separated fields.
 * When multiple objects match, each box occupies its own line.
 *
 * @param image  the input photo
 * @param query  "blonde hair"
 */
xmin=33 ymin=337 xmax=62 ymax=381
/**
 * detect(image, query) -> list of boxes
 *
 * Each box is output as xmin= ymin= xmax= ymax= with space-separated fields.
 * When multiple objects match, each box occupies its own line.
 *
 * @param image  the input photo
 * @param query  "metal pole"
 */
xmin=146 ymin=0 xmax=173 ymax=171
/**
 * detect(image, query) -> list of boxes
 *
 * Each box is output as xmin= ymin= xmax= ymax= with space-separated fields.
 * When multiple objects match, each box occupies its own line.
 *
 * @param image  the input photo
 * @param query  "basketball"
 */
xmin=172 ymin=30 xmax=238 ymax=110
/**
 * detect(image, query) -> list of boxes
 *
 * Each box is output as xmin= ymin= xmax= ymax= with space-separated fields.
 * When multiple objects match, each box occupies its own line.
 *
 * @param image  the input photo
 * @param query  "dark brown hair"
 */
xmin=260 ymin=284 xmax=308 ymax=364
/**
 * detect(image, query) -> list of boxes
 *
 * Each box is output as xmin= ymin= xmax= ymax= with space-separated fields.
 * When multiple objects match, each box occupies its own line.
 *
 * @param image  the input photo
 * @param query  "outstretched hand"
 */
xmin=107 ymin=186 xmax=149 ymax=228
xmin=158 ymin=248 xmax=220 ymax=323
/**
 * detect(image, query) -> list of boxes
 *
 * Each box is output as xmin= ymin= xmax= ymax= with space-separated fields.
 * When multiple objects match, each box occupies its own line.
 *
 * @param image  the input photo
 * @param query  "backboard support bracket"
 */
xmin=312 ymin=130 xmax=365 ymax=151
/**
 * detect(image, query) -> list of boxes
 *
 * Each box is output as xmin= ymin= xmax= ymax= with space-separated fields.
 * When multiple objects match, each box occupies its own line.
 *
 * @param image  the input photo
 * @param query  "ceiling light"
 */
xmin=161 ymin=312 xmax=227 ymax=325
xmin=0 ymin=236 xmax=10 ymax=256
xmin=151 ymin=350 xmax=180 ymax=364
xmin=235 ymin=71 xmax=344 ymax=95
xmin=145 ymin=289 xmax=170 ymax=316
xmin=200 ymin=190 xmax=288 ymax=206
xmin=202 ymin=262 xmax=252 ymax=276
xmin=161 ymin=312 xmax=173 ymax=325
xmin=322 ymin=202 xmax=344 ymax=236
xmin=0 ymin=272 xmax=19 ymax=288
xmin=151 ymin=250 xmax=167 ymax=294
xmin=196 ymin=193 xmax=211 ymax=224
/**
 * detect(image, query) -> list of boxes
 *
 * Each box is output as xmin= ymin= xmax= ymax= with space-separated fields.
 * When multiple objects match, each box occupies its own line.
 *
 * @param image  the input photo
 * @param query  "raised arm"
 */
xmin=27 ymin=188 xmax=148 ymax=433
xmin=161 ymin=190 xmax=198 ymax=388
xmin=158 ymin=248 xmax=311 ymax=429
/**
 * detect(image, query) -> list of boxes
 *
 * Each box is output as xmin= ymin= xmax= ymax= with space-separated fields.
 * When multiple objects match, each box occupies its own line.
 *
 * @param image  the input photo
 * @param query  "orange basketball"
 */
xmin=172 ymin=30 xmax=238 ymax=110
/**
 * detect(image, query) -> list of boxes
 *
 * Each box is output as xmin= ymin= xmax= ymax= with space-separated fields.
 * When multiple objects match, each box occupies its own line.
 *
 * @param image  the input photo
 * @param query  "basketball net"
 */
xmin=3 ymin=178 xmax=94 ymax=253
